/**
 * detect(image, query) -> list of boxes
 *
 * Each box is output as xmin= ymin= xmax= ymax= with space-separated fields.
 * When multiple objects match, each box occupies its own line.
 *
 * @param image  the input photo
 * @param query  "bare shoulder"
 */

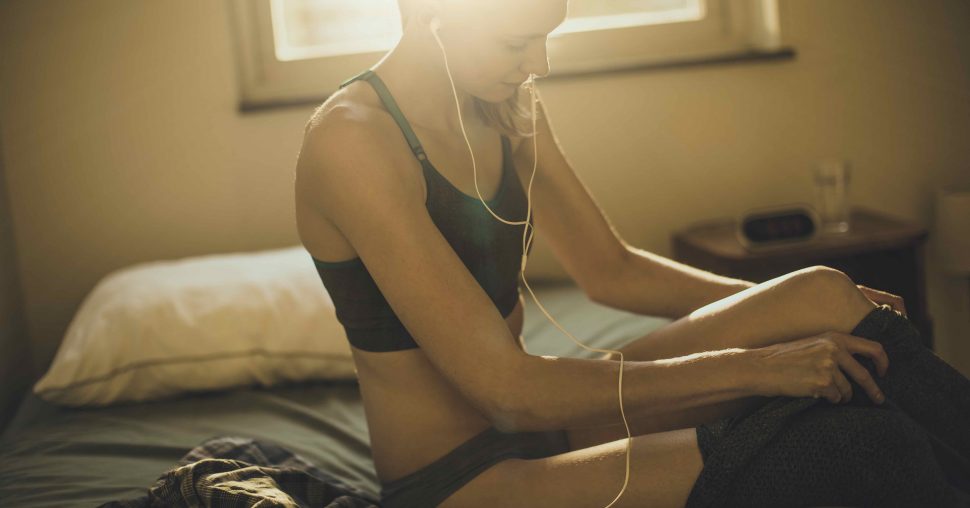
xmin=304 ymin=80 xmax=380 ymax=132
xmin=296 ymin=88 xmax=423 ymax=219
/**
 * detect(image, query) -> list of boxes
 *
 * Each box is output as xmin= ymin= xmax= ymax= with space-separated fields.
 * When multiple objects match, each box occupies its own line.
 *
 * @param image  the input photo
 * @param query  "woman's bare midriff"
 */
xmin=296 ymin=82 xmax=535 ymax=486
xmin=350 ymin=298 xmax=527 ymax=484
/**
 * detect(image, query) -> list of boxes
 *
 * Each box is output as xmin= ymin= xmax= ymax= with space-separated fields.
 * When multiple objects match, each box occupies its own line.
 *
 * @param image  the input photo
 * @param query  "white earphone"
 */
xmin=429 ymin=16 xmax=632 ymax=507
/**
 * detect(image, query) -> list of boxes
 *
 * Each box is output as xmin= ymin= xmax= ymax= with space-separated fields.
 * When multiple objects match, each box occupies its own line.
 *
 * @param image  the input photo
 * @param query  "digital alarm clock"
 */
xmin=736 ymin=204 xmax=820 ymax=249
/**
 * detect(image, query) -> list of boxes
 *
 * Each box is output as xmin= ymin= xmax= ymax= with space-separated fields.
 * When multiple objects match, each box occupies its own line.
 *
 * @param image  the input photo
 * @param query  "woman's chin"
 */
xmin=476 ymin=83 xmax=519 ymax=103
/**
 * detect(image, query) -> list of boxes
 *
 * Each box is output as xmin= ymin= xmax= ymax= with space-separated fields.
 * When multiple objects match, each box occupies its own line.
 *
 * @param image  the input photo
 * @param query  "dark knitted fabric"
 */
xmin=685 ymin=304 xmax=970 ymax=508
xmin=724 ymin=404 xmax=967 ymax=507
xmin=848 ymin=304 xmax=970 ymax=464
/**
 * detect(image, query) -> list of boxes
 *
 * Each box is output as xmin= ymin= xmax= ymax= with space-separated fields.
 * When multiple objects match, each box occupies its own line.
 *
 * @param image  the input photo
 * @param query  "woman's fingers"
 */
xmin=887 ymin=294 xmax=908 ymax=316
xmin=823 ymin=379 xmax=844 ymax=404
xmin=836 ymin=349 xmax=886 ymax=404
xmin=831 ymin=368 xmax=853 ymax=403
xmin=841 ymin=334 xmax=889 ymax=377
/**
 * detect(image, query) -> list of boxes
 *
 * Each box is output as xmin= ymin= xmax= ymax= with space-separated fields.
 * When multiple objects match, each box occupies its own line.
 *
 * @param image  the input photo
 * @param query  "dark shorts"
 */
xmin=379 ymin=426 xmax=572 ymax=508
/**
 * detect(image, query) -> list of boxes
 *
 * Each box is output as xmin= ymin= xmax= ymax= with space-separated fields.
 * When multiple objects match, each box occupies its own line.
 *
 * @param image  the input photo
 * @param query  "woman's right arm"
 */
xmin=297 ymin=109 xmax=762 ymax=434
xmin=501 ymin=347 xmax=760 ymax=433
xmin=504 ymin=327 xmax=889 ymax=432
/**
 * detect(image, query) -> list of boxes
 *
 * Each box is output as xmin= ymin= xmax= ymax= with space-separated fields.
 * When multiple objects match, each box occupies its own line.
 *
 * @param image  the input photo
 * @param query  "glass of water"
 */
xmin=813 ymin=159 xmax=852 ymax=234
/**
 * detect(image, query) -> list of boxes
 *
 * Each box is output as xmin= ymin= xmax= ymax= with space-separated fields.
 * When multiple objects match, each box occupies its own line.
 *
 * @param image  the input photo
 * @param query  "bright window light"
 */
xmin=271 ymin=0 xmax=706 ymax=62
xmin=558 ymin=0 xmax=704 ymax=34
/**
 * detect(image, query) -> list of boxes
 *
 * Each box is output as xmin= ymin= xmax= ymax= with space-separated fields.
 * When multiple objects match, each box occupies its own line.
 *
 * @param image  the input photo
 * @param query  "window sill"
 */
xmin=238 ymin=46 xmax=796 ymax=113
xmin=548 ymin=46 xmax=796 ymax=79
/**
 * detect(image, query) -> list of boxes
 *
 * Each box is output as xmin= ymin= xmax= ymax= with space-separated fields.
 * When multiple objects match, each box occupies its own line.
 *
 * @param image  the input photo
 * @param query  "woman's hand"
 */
xmin=750 ymin=332 xmax=890 ymax=405
xmin=857 ymin=284 xmax=907 ymax=317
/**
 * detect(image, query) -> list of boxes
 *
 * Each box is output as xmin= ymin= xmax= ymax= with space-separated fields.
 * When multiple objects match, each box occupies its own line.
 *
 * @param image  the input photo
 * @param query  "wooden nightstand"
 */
xmin=672 ymin=207 xmax=933 ymax=349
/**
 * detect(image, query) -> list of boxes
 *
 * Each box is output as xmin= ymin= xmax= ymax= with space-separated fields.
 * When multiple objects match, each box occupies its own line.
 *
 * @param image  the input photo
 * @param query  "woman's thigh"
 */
xmin=440 ymin=428 xmax=703 ymax=508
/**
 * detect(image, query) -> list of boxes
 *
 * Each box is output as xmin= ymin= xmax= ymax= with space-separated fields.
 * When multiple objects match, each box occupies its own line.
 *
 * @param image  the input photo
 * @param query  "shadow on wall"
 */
xmin=0 ymin=131 xmax=33 ymax=430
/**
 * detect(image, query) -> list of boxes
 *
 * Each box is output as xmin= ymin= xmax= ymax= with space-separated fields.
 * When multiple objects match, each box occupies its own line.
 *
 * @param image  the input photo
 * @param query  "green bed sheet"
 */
xmin=0 ymin=281 xmax=671 ymax=507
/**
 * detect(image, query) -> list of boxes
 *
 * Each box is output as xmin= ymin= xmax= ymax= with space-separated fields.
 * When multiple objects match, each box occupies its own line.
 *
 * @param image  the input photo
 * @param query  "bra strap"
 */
xmin=338 ymin=69 xmax=429 ymax=163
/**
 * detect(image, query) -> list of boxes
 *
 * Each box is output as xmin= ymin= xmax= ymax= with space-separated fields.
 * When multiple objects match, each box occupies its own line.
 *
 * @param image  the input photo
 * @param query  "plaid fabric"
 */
xmin=100 ymin=436 xmax=380 ymax=508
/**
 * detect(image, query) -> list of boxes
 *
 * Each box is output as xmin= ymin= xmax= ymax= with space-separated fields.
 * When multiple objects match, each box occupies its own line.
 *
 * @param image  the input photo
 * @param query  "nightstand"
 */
xmin=672 ymin=207 xmax=933 ymax=349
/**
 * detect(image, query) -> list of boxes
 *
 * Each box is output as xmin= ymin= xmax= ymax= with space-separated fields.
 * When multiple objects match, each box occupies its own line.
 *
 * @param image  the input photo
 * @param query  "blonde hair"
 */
xmin=473 ymin=89 xmax=537 ymax=139
xmin=397 ymin=0 xmax=538 ymax=139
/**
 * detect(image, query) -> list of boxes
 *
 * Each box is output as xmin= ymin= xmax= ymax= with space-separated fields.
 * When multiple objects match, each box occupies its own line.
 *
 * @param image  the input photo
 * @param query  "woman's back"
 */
xmin=294 ymin=68 xmax=532 ymax=484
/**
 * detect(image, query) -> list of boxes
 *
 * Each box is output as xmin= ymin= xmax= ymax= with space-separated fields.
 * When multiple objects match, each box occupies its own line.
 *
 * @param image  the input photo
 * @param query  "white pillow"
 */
xmin=33 ymin=245 xmax=356 ymax=407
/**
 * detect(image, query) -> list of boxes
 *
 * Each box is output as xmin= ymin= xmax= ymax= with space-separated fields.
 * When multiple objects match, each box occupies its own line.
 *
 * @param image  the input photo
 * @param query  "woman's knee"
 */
xmin=782 ymin=266 xmax=874 ymax=325
xmin=785 ymin=265 xmax=854 ymax=294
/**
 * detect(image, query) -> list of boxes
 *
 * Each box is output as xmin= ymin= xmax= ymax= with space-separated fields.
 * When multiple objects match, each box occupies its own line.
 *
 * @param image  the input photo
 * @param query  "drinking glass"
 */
xmin=813 ymin=159 xmax=852 ymax=234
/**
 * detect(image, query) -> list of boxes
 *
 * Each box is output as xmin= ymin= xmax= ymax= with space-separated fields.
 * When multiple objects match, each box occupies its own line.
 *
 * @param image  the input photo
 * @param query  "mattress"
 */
xmin=0 ymin=281 xmax=671 ymax=507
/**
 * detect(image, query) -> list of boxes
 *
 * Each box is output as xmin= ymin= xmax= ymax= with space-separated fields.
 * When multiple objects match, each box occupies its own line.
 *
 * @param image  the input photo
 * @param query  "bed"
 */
xmin=0 ymin=278 xmax=672 ymax=507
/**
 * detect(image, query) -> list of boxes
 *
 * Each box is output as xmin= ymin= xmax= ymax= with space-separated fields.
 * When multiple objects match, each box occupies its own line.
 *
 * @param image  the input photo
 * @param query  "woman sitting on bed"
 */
xmin=294 ymin=1 xmax=970 ymax=506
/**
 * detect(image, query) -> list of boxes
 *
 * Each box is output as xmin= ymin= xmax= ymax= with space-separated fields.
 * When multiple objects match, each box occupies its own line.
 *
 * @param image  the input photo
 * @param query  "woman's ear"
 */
xmin=415 ymin=0 xmax=444 ymax=28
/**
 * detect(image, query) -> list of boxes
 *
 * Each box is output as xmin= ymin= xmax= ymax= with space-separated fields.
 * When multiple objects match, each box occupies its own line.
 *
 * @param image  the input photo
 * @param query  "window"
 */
xmin=227 ymin=0 xmax=785 ymax=110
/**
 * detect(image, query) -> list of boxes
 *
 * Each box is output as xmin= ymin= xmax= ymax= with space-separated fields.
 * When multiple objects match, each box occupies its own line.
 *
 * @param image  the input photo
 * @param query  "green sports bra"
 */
xmin=309 ymin=68 xmax=534 ymax=352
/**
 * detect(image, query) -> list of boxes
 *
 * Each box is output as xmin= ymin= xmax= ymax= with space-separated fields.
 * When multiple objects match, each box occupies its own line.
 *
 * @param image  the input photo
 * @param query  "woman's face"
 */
xmin=433 ymin=0 xmax=567 ymax=103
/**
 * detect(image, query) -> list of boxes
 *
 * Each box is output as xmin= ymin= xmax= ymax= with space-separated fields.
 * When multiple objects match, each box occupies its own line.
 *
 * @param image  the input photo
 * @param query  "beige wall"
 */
xmin=1 ymin=0 xmax=968 ymax=382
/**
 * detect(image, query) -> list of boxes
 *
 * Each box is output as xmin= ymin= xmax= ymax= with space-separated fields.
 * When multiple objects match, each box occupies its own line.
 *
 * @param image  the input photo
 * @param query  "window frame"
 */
xmin=227 ymin=0 xmax=788 ymax=111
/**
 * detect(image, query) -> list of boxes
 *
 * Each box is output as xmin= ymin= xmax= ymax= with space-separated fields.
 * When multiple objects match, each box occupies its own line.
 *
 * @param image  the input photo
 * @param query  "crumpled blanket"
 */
xmin=99 ymin=436 xmax=380 ymax=508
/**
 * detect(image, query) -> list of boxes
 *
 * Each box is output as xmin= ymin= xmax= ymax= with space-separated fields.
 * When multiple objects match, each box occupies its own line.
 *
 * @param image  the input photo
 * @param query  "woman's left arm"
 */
xmin=594 ymin=246 xmax=756 ymax=320
xmin=510 ymin=91 xmax=754 ymax=318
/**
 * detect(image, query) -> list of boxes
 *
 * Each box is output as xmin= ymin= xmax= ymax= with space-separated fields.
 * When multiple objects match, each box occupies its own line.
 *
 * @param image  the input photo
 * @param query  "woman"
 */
xmin=294 ymin=1 xmax=970 ymax=506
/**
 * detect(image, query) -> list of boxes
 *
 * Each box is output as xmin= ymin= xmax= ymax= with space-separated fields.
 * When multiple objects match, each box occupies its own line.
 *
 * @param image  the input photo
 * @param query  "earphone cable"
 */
xmin=431 ymin=22 xmax=632 ymax=507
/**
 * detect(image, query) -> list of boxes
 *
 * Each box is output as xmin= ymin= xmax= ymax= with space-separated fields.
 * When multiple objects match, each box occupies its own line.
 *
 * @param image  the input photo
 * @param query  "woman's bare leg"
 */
xmin=567 ymin=265 xmax=878 ymax=449
xmin=441 ymin=428 xmax=704 ymax=508
xmin=442 ymin=403 xmax=966 ymax=508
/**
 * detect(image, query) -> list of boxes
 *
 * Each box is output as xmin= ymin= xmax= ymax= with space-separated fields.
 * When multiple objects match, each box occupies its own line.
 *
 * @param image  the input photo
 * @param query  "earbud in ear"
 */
xmin=430 ymin=16 xmax=441 ymax=33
